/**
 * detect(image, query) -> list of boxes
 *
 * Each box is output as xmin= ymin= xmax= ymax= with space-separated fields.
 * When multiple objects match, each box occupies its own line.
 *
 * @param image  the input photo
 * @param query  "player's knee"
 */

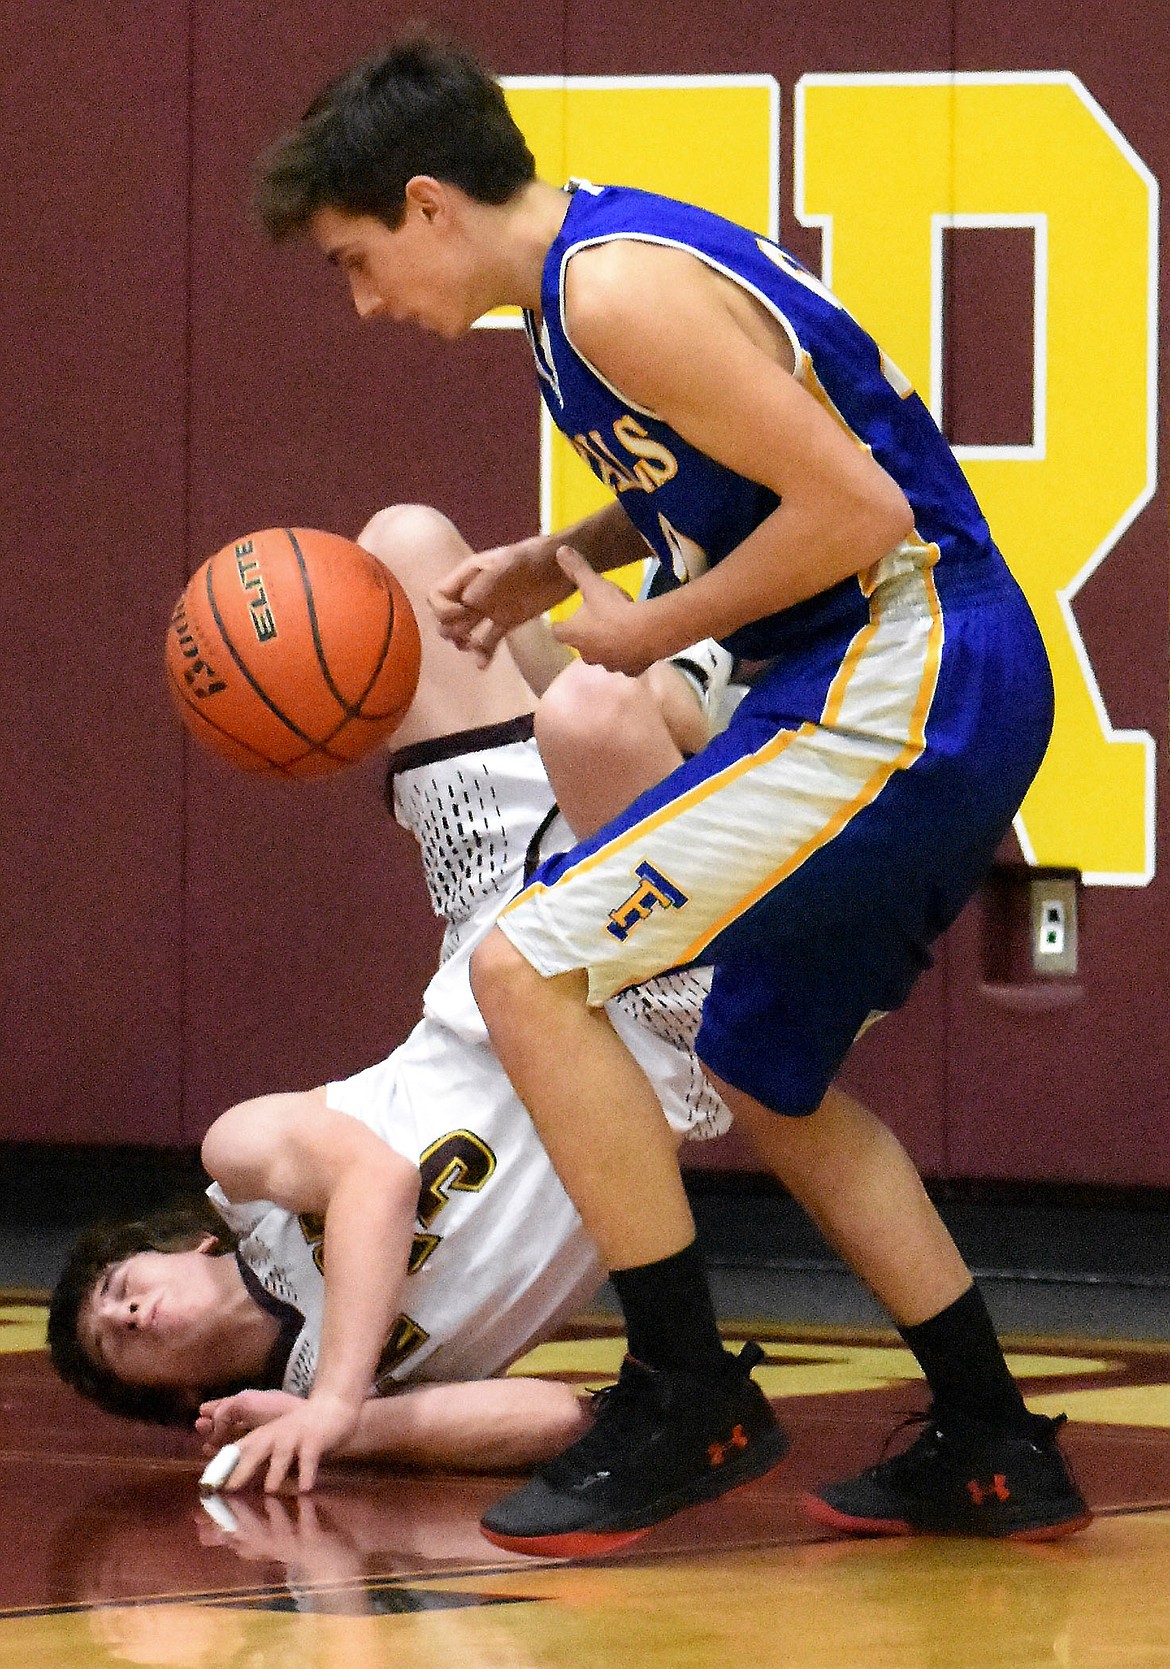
xmin=535 ymin=661 xmax=645 ymax=768
xmin=357 ymin=504 xmax=468 ymax=587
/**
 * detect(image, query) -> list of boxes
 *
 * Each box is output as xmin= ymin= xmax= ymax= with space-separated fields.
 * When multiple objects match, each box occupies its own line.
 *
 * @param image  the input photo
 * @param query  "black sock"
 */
xmin=900 ymin=1284 xmax=1032 ymax=1430
xmin=609 ymin=1240 xmax=728 ymax=1374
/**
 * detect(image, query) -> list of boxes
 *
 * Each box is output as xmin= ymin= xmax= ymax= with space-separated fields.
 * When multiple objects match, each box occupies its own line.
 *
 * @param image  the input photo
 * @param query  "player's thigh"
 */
xmin=693 ymin=861 xmax=933 ymax=1116
xmin=496 ymin=681 xmax=870 ymax=1002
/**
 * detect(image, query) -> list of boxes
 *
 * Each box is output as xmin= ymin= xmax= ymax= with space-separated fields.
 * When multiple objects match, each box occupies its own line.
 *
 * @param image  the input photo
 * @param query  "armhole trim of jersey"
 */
xmin=556 ymin=233 xmax=808 ymax=415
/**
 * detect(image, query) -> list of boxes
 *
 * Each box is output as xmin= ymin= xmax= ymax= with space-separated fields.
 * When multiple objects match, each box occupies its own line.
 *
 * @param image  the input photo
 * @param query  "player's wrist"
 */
xmin=305 ymin=1383 xmax=366 ymax=1423
xmin=523 ymin=533 xmax=576 ymax=577
xmin=628 ymin=593 xmax=712 ymax=669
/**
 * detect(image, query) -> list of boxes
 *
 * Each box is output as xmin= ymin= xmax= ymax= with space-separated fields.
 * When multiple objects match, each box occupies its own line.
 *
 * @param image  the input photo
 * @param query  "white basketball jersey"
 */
xmin=210 ymin=723 xmax=731 ymax=1395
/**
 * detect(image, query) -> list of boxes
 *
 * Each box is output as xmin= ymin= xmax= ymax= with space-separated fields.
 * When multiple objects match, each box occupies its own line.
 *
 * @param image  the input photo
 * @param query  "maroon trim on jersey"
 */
xmin=383 ymin=714 xmax=536 ymax=799
xmin=236 ymin=1254 xmax=305 ymax=1391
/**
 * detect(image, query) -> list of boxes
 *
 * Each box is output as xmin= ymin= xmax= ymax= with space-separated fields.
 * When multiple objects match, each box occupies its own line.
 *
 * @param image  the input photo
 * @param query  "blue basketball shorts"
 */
xmin=497 ymin=559 xmax=1054 ymax=1115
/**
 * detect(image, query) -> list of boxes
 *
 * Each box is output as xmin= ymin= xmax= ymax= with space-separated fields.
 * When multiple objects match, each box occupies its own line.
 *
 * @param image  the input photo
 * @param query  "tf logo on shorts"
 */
xmin=607 ymin=860 xmax=689 ymax=942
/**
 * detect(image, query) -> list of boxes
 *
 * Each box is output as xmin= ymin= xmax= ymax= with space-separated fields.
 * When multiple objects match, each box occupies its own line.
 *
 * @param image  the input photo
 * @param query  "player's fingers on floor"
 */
xmin=264 ymin=1445 xmax=296 ymax=1495
xmin=221 ymin=1434 xmax=271 ymax=1493
xmin=294 ymin=1443 xmax=323 ymax=1494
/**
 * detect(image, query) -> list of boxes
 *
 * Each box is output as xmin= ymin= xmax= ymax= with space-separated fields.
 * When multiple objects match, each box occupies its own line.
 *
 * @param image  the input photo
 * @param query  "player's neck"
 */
xmin=483 ymin=179 xmax=572 ymax=312
xmin=219 ymin=1255 xmax=284 ymax=1379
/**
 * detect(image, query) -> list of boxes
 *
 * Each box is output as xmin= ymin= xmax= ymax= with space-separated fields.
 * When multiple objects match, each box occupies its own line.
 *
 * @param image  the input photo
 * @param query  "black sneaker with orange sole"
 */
xmin=802 ymin=1406 xmax=1092 ymax=1540
xmin=480 ymin=1342 xmax=788 ymax=1559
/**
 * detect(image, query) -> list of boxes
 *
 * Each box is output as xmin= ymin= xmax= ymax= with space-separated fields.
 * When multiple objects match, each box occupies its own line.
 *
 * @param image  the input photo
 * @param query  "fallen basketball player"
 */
xmin=49 ymin=503 xmax=744 ymax=1495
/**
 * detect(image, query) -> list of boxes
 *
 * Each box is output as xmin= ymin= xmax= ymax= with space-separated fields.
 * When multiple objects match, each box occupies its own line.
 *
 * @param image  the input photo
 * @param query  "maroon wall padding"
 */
xmin=941 ymin=0 xmax=1170 ymax=1183
xmin=175 ymin=0 xmax=555 ymax=1127
xmin=942 ymin=227 xmax=1036 ymax=449
xmin=4 ymin=1 xmax=1169 ymax=1184
xmin=0 ymin=1 xmax=190 ymax=1142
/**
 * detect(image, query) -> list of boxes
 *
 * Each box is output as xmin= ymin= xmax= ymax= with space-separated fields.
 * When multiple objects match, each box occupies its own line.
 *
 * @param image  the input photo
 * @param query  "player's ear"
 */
xmin=195 ymin=1233 xmax=220 ymax=1256
xmin=403 ymin=175 xmax=446 ymax=222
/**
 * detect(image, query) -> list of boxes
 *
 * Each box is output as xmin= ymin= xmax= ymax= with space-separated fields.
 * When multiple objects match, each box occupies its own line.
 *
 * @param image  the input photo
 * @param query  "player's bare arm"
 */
xmin=430 ymin=500 xmax=649 ymax=662
xmin=553 ymin=239 xmax=915 ymax=670
xmin=201 ymin=1092 xmax=419 ymax=1493
xmin=199 ymin=1376 xmax=591 ymax=1472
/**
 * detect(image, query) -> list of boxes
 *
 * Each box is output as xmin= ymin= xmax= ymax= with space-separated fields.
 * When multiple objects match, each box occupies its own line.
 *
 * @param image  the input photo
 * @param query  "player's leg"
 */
xmin=474 ymin=574 xmax=1075 ymax=1551
xmin=713 ymin=1079 xmax=971 ymax=1324
xmin=535 ymin=640 xmax=734 ymax=837
xmin=475 ymin=606 xmax=963 ymax=1550
xmin=739 ymin=1089 xmax=1093 ymax=1535
xmin=357 ymin=504 xmax=536 ymax=748
xmin=529 ymin=644 xmax=1083 ymax=1539
xmin=472 ymin=709 xmax=794 ymax=1553
xmin=474 ymin=944 xmax=783 ymax=1559
xmin=706 ymin=1077 xmax=1089 ymax=1538
xmin=536 ymin=664 xmax=696 ymax=840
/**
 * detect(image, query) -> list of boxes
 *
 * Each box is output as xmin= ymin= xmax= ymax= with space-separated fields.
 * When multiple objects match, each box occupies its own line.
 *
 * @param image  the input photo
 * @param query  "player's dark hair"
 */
xmin=255 ymin=29 xmax=536 ymax=240
xmin=48 ymin=1199 xmax=244 ymax=1428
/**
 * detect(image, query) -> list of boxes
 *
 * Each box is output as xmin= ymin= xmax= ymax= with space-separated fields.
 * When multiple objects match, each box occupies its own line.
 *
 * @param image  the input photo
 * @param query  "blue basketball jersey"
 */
xmin=524 ymin=183 xmax=1005 ymax=660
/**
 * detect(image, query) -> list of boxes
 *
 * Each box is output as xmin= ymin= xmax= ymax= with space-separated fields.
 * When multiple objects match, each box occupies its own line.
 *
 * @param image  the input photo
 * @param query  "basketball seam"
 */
xmin=166 ymin=661 xmax=301 ymax=777
xmin=167 ymin=661 xmax=356 ymax=774
xmin=285 ymin=528 xmax=396 ymax=717
xmin=204 ymin=559 xmax=326 ymax=749
xmin=173 ymin=532 xmax=413 ymax=775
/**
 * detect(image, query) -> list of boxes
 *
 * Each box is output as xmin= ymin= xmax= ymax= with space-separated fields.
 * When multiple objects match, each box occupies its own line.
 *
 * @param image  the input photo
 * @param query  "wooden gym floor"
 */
xmin=3 ymin=1303 xmax=1170 ymax=1669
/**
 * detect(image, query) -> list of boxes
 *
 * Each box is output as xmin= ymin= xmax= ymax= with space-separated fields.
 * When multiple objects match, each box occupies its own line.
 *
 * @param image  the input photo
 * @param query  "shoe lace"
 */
xmin=864 ymin=1409 xmax=946 ymax=1486
xmin=541 ymin=1368 xmax=663 ymax=1487
xmin=541 ymin=1344 xmax=765 ymax=1489
xmin=867 ymin=1405 xmax=1067 ymax=1486
xmin=876 ymin=1409 xmax=933 ymax=1459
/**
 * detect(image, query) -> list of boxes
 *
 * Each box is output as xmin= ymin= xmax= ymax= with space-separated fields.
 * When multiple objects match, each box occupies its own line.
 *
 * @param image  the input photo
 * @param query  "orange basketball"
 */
xmin=165 ymin=528 xmax=421 ymax=779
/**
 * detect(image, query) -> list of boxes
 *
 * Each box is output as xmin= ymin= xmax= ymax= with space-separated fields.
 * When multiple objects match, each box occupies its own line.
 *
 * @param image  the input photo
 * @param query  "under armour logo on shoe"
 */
xmin=708 ymin=1425 xmax=750 ymax=1467
xmin=967 ymin=1474 xmax=1011 ymax=1505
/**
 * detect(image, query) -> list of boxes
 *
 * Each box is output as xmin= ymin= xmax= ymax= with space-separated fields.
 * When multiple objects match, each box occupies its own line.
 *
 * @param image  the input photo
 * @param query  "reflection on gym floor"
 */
xmin=3 ymin=1308 xmax=1170 ymax=1668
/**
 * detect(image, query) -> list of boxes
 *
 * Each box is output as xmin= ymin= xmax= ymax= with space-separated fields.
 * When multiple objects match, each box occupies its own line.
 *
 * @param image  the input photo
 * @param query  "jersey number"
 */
xmin=377 ymin=1130 xmax=498 ymax=1381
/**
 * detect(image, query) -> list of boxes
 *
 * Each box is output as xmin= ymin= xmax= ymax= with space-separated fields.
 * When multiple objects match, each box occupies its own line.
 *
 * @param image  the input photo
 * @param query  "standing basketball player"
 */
xmin=255 ymin=35 xmax=1089 ymax=1551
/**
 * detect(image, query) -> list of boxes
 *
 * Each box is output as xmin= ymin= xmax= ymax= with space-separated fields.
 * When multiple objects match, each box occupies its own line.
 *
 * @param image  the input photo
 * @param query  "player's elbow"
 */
xmin=857 ymin=467 xmax=915 ymax=561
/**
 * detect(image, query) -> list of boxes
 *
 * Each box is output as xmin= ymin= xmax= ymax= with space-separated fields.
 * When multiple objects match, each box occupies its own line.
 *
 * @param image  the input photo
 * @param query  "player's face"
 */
xmin=80 ymin=1241 xmax=236 ymax=1391
xmin=311 ymin=193 xmax=489 ymax=339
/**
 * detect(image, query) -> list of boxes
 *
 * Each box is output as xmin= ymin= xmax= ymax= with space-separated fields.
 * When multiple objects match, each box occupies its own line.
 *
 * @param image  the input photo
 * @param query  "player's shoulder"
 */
xmin=562 ymin=237 xmax=648 ymax=320
xmin=562 ymin=238 xmax=723 ymax=372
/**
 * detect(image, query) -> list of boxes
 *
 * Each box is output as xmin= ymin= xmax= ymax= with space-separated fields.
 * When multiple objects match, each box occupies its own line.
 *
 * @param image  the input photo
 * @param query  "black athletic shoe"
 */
xmin=802 ymin=1406 xmax=1092 ymax=1540
xmin=480 ymin=1342 xmax=788 ymax=1558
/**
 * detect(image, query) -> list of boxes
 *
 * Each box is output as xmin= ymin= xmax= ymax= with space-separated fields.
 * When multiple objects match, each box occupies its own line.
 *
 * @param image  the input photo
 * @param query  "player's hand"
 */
xmin=197 ymin=1388 xmax=302 ymax=1447
xmin=550 ymin=547 xmax=655 ymax=674
xmin=430 ymin=538 xmax=576 ymax=663
xmin=209 ymin=1390 xmax=362 ymax=1495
